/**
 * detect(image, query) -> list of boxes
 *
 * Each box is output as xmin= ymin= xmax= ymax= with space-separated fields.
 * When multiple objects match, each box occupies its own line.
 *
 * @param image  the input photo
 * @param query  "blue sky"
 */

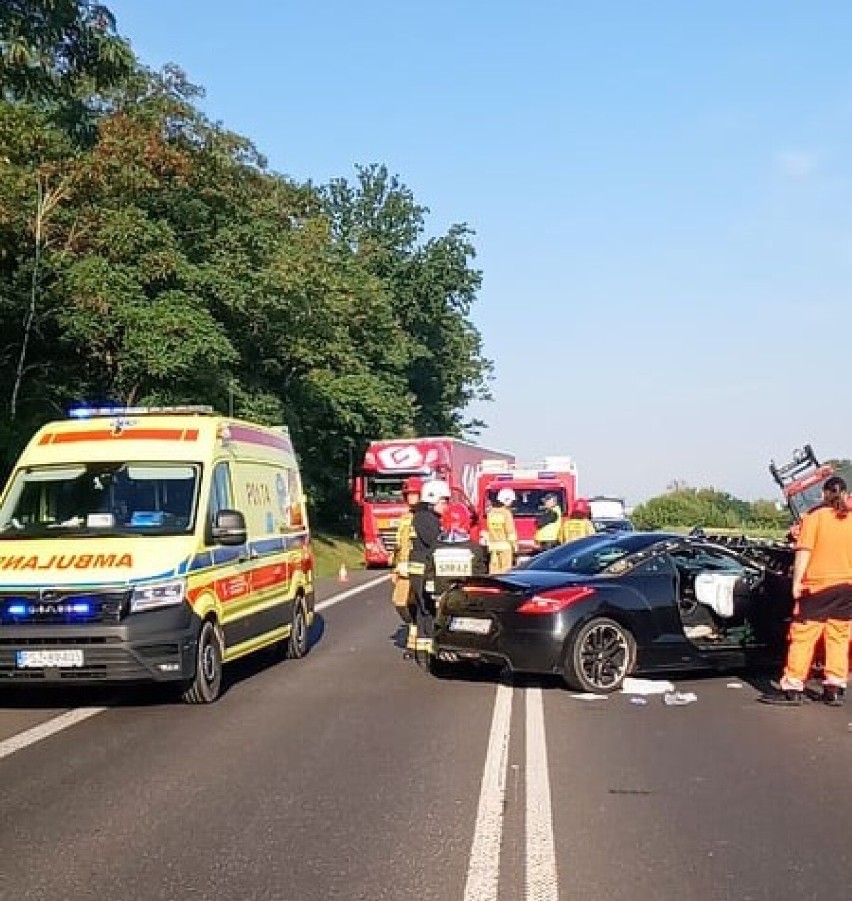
xmin=108 ymin=0 xmax=852 ymax=504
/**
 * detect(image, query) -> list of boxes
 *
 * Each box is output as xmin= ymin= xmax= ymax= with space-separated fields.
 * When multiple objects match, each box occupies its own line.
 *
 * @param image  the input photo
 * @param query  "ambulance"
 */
xmin=0 ymin=406 xmax=314 ymax=703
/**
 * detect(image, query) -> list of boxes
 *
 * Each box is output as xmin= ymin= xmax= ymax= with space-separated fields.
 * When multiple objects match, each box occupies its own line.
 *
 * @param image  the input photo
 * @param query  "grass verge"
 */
xmin=312 ymin=531 xmax=369 ymax=580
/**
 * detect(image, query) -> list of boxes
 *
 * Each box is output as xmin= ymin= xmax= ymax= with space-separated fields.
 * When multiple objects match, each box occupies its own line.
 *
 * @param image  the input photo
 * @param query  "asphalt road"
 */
xmin=0 ymin=572 xmax=849 ymax=901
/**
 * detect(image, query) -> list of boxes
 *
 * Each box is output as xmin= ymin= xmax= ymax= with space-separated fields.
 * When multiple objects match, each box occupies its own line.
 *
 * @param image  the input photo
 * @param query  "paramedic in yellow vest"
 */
xmin=535 ymin=492 xmax=563 ymax=551
xmin=391 ymin=477 xmax=423 ymax=651
xmin=560 ymin=497 xmax=596 ymax=543
xmin=486 ymin=487 xmax=518 ymax=574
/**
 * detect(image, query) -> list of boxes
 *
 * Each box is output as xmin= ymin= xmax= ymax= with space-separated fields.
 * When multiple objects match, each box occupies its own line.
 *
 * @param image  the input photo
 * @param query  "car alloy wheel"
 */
xmin=564 ymin=616 xmax=635 ymax=694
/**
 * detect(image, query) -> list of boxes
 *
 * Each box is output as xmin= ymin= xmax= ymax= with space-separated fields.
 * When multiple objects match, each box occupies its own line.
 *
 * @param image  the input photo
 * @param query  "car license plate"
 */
xmin=449 ymin=616 xmax=491 ymax=635
xmin=15 ymin=649 xmax=84 ymax=669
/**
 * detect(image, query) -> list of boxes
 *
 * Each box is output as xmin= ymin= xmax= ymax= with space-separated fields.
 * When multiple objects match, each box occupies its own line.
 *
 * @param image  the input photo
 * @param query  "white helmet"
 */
xmin=496 ymin=487 xmax=516 ymax=505
xmin=421 ymin=479 xmax=452 ymax=504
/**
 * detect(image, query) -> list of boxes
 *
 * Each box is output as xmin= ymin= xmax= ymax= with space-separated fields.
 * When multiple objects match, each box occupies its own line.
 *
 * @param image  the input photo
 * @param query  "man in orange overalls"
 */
xmin=759 ymin=476 xmax=852 ymax=707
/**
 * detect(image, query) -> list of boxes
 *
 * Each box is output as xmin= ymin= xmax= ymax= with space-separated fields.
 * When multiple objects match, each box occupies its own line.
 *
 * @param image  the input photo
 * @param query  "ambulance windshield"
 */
xmin=0 ymin=462 xmax=200 ymax=538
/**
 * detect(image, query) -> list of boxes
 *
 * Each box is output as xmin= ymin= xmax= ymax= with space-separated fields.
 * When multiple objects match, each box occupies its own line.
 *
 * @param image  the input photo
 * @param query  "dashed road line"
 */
xmin=315 ymin=574 xmax=391 ymax=612
xmin=464 ymin=682 xmax=514 ymax=901
xmin=0 ymin=707 xmax=106 ymax=761
xmin=0 ymin=574 xmax=389 ymax=762
xmin=526 ymin=687 xmax=559 ymax=901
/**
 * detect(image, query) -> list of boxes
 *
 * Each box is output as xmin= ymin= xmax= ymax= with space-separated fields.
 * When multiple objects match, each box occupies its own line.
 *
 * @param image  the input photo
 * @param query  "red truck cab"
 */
xmin=354 ymin=438 xmax=514 ymax=567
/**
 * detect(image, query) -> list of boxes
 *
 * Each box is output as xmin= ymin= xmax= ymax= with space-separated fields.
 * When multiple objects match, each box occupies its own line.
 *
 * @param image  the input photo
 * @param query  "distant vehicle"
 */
xmin=352 ymin=437 xmax=514 ymax=566
xmin=587 ymin=495 xmax=633 ymax=533
xmin=475 ymin=457 xmax=579 ymax=557
xmin=433 ymin=531 xmax=794 ymax=692
xmin=769 ymin=445 xmax=852 ymax=522
xmin=592 ymin=518 xmax=635 ymax=534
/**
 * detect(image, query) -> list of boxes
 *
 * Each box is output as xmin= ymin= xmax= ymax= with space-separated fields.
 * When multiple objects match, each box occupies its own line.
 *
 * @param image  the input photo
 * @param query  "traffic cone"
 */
xmin=338 ymin=562 xmax=349 ymax=583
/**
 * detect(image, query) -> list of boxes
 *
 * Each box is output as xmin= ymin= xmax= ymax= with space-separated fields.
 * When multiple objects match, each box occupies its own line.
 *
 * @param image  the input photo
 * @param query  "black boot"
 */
xmin=822 ymin=685 xmax=844 ymax=707
xmin=758 ymin=688 xmax=804 ymax=706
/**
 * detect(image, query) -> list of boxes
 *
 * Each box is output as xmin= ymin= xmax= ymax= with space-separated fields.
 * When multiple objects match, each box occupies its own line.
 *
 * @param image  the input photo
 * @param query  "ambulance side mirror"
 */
xmin=213 ymin=509 xmax=247 ymax=546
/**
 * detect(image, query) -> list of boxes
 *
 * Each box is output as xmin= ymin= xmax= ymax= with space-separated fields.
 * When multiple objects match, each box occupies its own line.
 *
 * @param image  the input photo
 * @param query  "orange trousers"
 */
xmin=781 ymin=618 xmax=850 ymax=690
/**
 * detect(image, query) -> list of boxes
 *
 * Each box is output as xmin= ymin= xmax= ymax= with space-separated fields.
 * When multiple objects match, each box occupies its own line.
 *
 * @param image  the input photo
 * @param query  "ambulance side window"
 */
xmin=207 ymin=462 xmax=233 ymax=544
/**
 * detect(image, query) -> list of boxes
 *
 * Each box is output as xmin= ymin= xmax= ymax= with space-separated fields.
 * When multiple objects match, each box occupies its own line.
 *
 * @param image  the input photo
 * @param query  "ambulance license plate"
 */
xmin=448 ymin=617 xmax=491 ymax=635
xmin=16 ymin=649 xmax=84 ymax=669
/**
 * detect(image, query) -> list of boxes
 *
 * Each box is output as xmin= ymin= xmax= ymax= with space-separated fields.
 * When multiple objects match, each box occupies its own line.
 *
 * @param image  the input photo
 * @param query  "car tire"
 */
xmin=562 ymin=617 xmax=636 ymax=694
xmin=285 ymin=598 xmax=310 ymax=659
xmin=183 ymin=619 xmax=224 ymax=704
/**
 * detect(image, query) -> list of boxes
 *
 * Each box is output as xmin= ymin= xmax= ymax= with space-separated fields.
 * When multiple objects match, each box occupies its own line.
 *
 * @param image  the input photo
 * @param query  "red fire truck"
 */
xmin=475 ymin=457 xmax=579 ymax=558
xmin=353 ymin=437 xmax=514 ymax=567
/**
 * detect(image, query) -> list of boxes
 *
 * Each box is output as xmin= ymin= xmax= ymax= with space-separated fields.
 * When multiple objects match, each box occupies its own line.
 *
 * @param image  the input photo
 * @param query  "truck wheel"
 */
xmin=285 ymin=598 xmax=310 ymax=659
xmin=562 ymin=617 xmax=635 ymax=694
xmin=183 ymin=619 xmax=224 ymax=704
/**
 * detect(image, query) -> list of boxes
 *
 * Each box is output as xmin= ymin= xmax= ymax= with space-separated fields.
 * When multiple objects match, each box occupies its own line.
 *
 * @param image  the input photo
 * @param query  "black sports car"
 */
xmin=432 ymin=531 xmax=794 ymax=693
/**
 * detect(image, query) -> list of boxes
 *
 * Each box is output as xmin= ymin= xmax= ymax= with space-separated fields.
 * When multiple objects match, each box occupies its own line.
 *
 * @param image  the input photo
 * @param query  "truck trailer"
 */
xmin=353 ymin=437 xmax=514 ymax=567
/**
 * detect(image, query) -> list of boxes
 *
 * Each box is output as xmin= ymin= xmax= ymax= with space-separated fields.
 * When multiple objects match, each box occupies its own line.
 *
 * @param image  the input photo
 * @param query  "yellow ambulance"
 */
xmin=0 ymin=406 xmax=315 ymax=702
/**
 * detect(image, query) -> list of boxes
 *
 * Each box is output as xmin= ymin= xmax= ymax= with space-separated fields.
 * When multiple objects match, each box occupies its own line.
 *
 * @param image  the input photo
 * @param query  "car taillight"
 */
xmin=462 ymin=585 xmax=503 ymax=595
xmin=516 ymin=586 xmax=595 ymax=615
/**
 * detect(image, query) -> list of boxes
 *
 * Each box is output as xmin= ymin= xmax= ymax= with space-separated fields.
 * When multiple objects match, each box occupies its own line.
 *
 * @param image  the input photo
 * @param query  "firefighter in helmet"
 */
xmin=431 ymin=503 xmax=487 ymax=598
xmin=535 ymin=492 xmax=563 ymax=551
xmin=390 ymin=476 xmax=423 ymax=652
xmin=409 ymin=479 xmax=451 ymax=657
xmin=486 ymin=487 xmax=518 ymax=574
xmin=560 ymin=497 xmax=596 ymax=542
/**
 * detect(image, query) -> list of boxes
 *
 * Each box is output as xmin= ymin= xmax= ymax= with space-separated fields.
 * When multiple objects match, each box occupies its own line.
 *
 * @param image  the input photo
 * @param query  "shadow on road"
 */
xmin=0 ymin=614 xmax=329 ymax=710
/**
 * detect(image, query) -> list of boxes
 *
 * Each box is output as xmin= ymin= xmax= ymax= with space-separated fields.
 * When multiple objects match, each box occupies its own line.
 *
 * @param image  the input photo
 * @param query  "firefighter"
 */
xmin=432 ymin=504 xmax=488 ymax=597
xmin=560 ymin=497 xmax=596 ymax=542
xmin=390 ymin=476 xmax=423 ymax=652
xmin=485 ymin=487 xmax=518 ymax=574
xmin=409 ymin=479 xmax=451 ymax=657
xmin=535 ymin=492 xmax=563 ymax=551
xmin=759 ymin=475 xmax=852 ymax=707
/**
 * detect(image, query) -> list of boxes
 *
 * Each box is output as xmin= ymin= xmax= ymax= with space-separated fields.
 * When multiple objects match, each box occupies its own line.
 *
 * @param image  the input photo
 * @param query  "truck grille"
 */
xmin=0 ymin=589 xmax=131 ymax=625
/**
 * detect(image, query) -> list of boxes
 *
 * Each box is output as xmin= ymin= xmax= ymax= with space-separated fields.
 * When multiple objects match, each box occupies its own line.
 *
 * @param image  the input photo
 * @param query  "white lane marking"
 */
xmin=0 ymin=574 xmax=389 ymax=763
xmin=464 ymin=682 xmax=514 ymax=901
xmin=315 ymin=574 xmax=391 ymax=612
xmin=526 ymin=688 xmax=559 ymax=901
xmin=0 ymin=707 xmax=106 ymax=761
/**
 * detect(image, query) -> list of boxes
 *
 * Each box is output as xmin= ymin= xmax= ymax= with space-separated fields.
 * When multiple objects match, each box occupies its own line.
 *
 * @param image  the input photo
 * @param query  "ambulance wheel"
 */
xmin=285 ymin=598 xmax=309 ymax=659
xmin=183 ymin=619 xmax=224 ymax=704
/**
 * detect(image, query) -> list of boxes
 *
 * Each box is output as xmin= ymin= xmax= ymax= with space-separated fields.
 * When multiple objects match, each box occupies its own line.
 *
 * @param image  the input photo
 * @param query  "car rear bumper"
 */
xmin=434 ymin=616 xmax=564 ymax=674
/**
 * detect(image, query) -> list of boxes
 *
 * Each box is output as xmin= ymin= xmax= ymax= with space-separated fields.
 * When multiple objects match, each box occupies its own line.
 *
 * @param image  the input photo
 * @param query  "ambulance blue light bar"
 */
xmin=7 ymin=601 xmax=92 ymax=617
xmin=68 ymin=405 xmax=214 ymax=419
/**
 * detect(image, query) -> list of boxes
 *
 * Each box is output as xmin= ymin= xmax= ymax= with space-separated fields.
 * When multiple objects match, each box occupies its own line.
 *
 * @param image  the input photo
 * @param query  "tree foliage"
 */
xmin=0 ymin=2 xmax=492 ymax=524
xmin=632 ymin=485 xmax=790 ymax=532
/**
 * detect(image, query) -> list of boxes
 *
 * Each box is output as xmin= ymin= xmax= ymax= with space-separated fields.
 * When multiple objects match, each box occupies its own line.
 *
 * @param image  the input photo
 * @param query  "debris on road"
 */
xmin=663 ymin=691 xmax=698 ymax=706
xmin=621 ymin=677 xmax=676 ymax=695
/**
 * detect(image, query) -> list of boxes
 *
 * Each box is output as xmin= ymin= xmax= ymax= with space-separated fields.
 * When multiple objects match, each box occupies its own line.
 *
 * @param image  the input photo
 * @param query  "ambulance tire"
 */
xmin=285 ymin=598 xmax=310 ymax=659
xmin=183 ymin=618 xmax=224 ymax=704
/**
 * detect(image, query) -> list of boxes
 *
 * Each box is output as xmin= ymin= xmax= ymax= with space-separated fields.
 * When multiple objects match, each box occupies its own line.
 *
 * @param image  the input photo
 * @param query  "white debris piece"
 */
xmin=621 ymin=677 xmax=676 ymax=695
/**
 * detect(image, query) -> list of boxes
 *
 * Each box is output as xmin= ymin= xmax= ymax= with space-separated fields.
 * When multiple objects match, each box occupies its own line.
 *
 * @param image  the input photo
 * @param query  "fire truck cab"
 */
xmin=475 ymin=456 xmax=578 ymax=558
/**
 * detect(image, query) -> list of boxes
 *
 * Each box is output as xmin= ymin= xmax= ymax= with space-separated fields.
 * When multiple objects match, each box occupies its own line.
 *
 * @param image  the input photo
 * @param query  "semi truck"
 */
xmin=475 ymin=457 xmax=578 ymax=557
xmin=353 ymin=437 xmax=514 ymax=567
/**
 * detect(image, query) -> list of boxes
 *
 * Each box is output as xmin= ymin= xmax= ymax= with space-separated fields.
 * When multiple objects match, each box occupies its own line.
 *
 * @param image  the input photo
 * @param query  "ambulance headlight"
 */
xmin=130 ymin=579 xmax=186 ymax=613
